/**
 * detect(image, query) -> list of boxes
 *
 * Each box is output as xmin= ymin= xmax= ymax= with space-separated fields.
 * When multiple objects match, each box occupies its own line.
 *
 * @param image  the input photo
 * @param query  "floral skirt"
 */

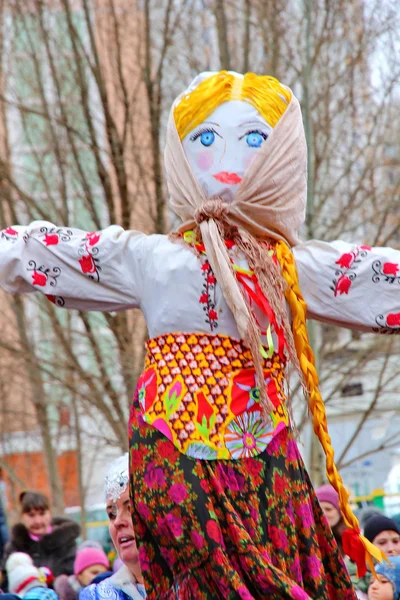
xmin=129 ymin=398 xmax=356 ymax=599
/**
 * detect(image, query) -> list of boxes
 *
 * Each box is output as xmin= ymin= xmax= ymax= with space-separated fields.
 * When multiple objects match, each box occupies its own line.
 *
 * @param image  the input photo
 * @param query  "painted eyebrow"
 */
xmin=196 ymin=121 xmax=220 ymax=127
xmin=237 ymin=120 xmax=270 ymax=127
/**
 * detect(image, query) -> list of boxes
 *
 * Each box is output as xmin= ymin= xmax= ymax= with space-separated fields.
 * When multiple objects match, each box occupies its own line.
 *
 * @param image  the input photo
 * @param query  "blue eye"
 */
xmin=246 ymin=130 xmax=267 ymax=148
xmin=200 ymin=131 xmax=215 ymax=146
xmin=189 ymin=127 xmax=219 ymax=146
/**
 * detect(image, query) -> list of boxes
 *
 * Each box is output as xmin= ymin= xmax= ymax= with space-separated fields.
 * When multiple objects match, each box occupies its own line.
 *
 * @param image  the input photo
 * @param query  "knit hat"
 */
xmin=6 ymin=553 xmax=46 ymax=596
xmin=316 ymin=484 xmax=340 ymax=513
xmin=74 ymin=547 xmax=109 ymax=576
xmin=375 ymin=555 xmax=400 ymax=597
xmin=364 ymin=515 xmax=400 ymax=543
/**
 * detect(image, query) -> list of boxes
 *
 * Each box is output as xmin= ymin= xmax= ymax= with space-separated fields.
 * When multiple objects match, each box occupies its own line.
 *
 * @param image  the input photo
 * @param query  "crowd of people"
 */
xmin=316 ymin=484 xmax=400 ymax=600
xmin=0 ymin=467 xmax=399 ymax=599
xmin=0 ymin=455 xmax=145 ymax=600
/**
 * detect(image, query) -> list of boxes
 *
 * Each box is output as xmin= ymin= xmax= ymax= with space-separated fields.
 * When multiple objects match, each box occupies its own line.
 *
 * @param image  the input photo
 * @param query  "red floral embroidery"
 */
xmin=387 ymin=313 xmax=400 ymax=327
xmin=86 ymin=232 xmax=101 ymax=246
xmin=79 ymin=255 xmax=96 ymax=274
xmin=372 ymin=260 xmax=400 ymax=284
xmin=44 ymin=234 xmax=59 ymax=246
xmin=331 ymin=245 xmax=371 ymax=297
xmin=1 ymin=227 xmax=19 ymax=242
xmin=46 ymin=294 xmax=65 ymax=307
xmin=27 ymin=261 xmax=61 ymax=288
xmin=39 ymin=226 xmax=73 ymax=246
xmin=374 ymin=312 xmax=400 ymax=334
xmin=335 ymin=274 xmax=352 ymax=296
xmin=335 ymin=253 xmax=354 ymax=269
xmin=32 ymin=271 xmax=47 ymax=286
xmin=183 ymin=231 xmax=238 ymax=332
xmin=199 ymin=258 xmax=218 ymax=331
xmin=78 ymin=232 xmax=101 ymax=281
xmin=5 ymin=227 xmax=17 ymax=235
xmin=383 ymin=262 xmax=399 ymax=276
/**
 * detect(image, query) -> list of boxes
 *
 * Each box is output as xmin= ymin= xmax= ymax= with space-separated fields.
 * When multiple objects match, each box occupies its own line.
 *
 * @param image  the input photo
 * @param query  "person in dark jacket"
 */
xmin=0 ymin=496 xmax=9 ymax=562
xmin=2 ymin=491 xmax=80 ymax=581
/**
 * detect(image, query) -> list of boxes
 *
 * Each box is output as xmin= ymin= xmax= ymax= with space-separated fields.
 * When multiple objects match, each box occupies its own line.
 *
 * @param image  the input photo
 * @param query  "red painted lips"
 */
xmin=212 ymin=171 xmax=242 ymax=185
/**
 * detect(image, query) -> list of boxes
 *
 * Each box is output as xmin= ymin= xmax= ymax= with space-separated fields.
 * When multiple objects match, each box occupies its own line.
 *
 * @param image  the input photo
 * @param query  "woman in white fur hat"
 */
xmin=80 ymin=454 xmax=145 ymax=600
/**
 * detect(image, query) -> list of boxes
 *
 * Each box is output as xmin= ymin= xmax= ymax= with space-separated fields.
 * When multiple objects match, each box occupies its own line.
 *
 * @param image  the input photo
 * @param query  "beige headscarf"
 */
xmin=165 ymin=75 xmax=307 ymax=414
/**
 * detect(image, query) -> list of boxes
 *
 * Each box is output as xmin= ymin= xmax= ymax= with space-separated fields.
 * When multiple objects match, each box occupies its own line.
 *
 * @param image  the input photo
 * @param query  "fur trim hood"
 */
xmin=10 ymin=518 xmax=80 ymax=553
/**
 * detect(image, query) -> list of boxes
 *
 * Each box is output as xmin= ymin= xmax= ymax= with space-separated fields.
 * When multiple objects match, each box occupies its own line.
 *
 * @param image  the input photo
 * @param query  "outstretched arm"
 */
xmin=293 ymin=239 xmax=400 ymax=333
xmin=0 ymin=221 xmax=148 ymax=311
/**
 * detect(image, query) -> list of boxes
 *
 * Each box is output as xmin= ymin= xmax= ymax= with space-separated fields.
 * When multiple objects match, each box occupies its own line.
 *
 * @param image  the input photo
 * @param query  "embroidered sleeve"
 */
xmin=293 ymin=239 xmax=400 ymax=334
xmin=0 ymin=221 xmax=148 ymax=311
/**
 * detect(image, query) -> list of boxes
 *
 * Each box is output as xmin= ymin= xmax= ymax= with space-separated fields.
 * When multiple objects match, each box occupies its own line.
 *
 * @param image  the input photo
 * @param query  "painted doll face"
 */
xmin=182 ymin=100 xmax=272 ymax=203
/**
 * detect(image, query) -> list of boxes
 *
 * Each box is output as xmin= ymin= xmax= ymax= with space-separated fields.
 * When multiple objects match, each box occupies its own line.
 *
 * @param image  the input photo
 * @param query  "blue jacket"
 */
xmin=79 ymin=566 xmax=145 ymax=600
xmin=0 ymin=498 xmax=9 ymax=560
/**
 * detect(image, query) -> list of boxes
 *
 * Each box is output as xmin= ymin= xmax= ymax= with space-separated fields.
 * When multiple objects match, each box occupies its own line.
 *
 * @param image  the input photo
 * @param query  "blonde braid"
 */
xmin=275 ymin=239 xmax=384 ymax=574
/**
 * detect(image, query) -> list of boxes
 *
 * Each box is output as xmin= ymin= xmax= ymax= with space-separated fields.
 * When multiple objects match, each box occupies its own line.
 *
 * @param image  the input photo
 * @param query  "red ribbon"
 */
xmin=342 ymin=528 xmax=367 ymax=577
xmin=235 ymin=271 xmax=286 ymax=359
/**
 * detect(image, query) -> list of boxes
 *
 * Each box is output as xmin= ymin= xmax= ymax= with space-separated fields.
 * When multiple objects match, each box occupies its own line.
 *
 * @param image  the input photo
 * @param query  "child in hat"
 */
xmin=368 ymin=555 xmax=400 ymax=599
xmin=54 ymin=544 xmax=110 ymax=600
xmin=5 ymin=552 xmax=57 ymax=600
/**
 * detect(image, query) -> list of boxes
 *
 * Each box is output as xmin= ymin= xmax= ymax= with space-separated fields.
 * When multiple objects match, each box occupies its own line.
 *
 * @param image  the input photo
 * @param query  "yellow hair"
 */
xmin=174 ymin=71 xmax=292 ymax=140
xmin=275 ymin=239 xmax=384 ymax=574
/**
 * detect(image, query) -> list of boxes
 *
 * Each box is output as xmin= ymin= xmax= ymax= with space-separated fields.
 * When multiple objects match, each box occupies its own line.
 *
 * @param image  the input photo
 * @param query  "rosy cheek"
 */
xmin=196 ymin=150 xmax=214 ymax=171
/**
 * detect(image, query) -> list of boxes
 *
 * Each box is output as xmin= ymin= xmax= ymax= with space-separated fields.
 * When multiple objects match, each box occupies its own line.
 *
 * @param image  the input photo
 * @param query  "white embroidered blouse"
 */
xmin=0 ymin=222 xmax=399 ymax=337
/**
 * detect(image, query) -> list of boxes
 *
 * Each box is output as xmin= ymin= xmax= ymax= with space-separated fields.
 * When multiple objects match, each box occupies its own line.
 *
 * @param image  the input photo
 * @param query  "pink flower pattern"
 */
xmin=129 ymin=404 xmax=356 ymax=599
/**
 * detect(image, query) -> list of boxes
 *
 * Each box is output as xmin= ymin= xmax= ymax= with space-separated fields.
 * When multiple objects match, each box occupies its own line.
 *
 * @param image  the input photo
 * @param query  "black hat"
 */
xmin=364 ymin=514 xmax=400 ymax=543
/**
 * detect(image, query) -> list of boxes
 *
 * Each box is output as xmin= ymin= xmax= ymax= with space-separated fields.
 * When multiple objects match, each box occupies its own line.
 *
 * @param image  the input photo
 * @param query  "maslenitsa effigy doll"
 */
xmin=1 ymin=70 xmax=397 ymax=598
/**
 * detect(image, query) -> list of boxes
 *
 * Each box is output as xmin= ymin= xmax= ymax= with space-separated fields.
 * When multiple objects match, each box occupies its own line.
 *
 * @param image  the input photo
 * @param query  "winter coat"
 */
xmin=23 ymin=587 xmax=59 ymax=600
xmin=345 ymin=557 xmax=371 ymax=594
xmin=0 ymin=498 xmax=9 ymax=561
xmin=79 ymin=565 xmax=146 ymax=600
xmin=54 ymin=572 xmax=114 ymax=600
xmin=2 ymin=517 xmax=80 ymax=579
xmin=54 ymin=574 xmax=81 ymax=600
